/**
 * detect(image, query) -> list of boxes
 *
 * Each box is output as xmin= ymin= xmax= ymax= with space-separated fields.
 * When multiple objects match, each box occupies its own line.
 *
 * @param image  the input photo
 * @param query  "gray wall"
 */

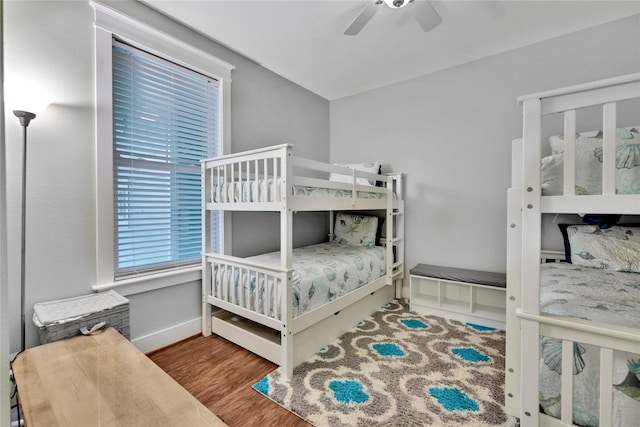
xmin=330 ymin=14 xmax=640 ymax=297
xmin=3 ymin=0 xmax=329 ymax=352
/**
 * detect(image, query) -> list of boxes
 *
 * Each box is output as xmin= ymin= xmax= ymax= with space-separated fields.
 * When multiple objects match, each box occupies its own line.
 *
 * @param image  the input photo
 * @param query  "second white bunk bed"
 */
xmin=201 ymin=144 xmax=405 ymax=378
xmin=506 ymin=73 xmax=640 ymax=427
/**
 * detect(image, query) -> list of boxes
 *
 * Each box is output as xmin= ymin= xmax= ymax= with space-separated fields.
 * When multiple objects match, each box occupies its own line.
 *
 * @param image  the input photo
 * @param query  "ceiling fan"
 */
xmin=344 ymin=0 xmax=442 ymax=36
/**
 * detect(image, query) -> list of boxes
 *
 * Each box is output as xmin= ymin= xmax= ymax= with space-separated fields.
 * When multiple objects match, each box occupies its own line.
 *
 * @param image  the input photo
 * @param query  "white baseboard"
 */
xmin=132 ymin=317 xmax=201 ymax=354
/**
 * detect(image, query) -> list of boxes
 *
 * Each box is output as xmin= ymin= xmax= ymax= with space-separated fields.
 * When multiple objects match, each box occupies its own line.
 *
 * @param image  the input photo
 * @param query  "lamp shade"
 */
xmin=5 ymin=80 xmax=53 ymax=115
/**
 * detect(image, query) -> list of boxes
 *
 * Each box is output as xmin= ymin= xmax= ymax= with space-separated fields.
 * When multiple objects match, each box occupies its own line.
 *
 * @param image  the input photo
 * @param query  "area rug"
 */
xmin=253 ymin=300 xmax=518 ymax=426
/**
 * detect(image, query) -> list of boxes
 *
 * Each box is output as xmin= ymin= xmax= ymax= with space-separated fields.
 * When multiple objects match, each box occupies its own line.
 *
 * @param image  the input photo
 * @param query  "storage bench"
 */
xmin=409 ymin=264 xmax=506 ymax=329
xmin=33 ymin=290 xmax=130 ymax=344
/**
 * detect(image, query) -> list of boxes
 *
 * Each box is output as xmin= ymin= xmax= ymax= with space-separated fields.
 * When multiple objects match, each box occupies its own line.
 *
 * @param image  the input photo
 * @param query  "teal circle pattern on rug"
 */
xmin=371 ymin=342 xmax=405 ymax=357
xmin=399 ymin=318 xmax=428 ymax=329
xmin=328 ymin=379 xmax=370 ymax=404
xmin=429 ymin=386 xmax=481 ymax=412
xmin=451 ymin=347 xmax=492 ymax=363
xmin=466 ymin=322 xmax=497 ymax=332
xmin=254 ymin=376 xmax=270 ymax=395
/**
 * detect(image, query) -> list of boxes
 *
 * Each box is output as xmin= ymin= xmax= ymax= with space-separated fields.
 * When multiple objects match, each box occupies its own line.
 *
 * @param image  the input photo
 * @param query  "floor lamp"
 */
xmin=13 ymin=110 xmax=36 ymax=353
xmin=8 ymin=81 xmax=52 ymax=353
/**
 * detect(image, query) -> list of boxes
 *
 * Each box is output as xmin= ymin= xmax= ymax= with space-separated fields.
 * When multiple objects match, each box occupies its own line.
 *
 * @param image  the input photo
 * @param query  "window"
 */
xmin=93 ymin=2 xmax=234 ymax=293
xmin=112 ymin=41 xmax=220 ymax=277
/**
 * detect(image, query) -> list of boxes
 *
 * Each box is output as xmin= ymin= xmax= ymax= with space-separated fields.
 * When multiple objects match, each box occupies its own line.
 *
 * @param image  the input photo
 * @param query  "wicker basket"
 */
xmin=33 ymin=290 xmax=130 ymax=344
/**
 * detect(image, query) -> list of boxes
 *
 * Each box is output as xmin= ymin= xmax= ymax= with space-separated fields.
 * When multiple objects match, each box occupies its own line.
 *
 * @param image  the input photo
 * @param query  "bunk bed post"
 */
xmin=281 ymin=145 xmax=294 ymax=379
xmin=519 ymin=98 xmax=543 ymax=427
xmin=202 ymin=161 xmax=213 ymax=336
xmin=505 ymin=139 xmax=523 ymax=417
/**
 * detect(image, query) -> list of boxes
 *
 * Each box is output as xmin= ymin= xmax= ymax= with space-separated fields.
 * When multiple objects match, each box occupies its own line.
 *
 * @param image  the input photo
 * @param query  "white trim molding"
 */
xmin=92 ymin=265 xmax=202 ymax=296
xmin=132 ymin=317 xmax=202 ymax=354
xmin=91 ymin=1 xmax=234 ymax=81
xmin=92 ymin=0 xmax=234 ymax=295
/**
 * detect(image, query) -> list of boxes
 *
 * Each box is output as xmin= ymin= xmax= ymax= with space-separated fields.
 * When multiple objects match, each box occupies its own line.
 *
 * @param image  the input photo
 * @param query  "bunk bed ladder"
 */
xmin=386 ymin=173 xmax=405 ymax=298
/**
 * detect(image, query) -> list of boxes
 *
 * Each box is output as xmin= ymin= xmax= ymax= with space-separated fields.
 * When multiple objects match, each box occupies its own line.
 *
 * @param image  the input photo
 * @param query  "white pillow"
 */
xmin=329 ymin=162 xmax=380 ymax=186
xmin=333 ymin=213 xmax=379 ymax=247
xmin=541 ymin=152 xmax=607 ymax=196
xmin=566 ymin=225 xmax=640 ymax=273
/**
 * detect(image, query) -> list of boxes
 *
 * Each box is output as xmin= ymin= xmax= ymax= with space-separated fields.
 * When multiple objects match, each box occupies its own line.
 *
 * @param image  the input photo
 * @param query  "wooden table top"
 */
xmin=12 ymin=327 xmax=226 ymax=427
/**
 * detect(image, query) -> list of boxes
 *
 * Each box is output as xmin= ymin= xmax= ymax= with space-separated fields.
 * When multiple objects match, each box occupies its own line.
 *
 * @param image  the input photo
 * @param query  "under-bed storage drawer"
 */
xmin=409 ymin=264 xmax=506 ymax=328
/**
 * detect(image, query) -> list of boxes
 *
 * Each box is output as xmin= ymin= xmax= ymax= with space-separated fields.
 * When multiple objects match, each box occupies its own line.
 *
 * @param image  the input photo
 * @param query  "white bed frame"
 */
xmin=506 ymin=73 xmax=640 ymax=427
xmin=201 ymin=144 xmax=405 ymax=378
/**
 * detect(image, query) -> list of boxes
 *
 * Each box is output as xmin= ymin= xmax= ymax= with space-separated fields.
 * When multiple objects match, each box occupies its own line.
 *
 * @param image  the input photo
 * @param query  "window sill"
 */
xmin=92 ymin=265 xmax=202 ymax=296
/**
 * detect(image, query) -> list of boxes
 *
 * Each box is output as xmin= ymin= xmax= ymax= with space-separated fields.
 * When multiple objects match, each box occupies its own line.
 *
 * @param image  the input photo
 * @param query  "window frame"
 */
xmin=93 ymin=1 xmax=234 ymax=295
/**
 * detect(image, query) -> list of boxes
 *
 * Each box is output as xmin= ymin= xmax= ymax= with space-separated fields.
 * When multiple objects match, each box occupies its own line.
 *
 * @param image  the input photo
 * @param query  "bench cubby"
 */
xmin=409 ymin=264 xmax=506 ymax=329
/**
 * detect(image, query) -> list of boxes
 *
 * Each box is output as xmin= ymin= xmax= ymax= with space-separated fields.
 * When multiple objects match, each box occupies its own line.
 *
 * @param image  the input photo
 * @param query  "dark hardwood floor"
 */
xmin=147 ymin=334 xmax=310 ymax=427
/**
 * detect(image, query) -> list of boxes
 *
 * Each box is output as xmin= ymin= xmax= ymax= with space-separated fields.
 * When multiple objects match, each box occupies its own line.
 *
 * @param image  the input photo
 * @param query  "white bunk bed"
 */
xmin=201 ymin=144 xmax=405 ymax=379
xmin=506 ymin=73 xmax=640 ymax=427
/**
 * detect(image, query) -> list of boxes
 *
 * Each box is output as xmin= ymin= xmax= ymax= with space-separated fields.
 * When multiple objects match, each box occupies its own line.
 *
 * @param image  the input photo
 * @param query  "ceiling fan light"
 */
xmin=383 ymin=0 xmax=408 ymax=9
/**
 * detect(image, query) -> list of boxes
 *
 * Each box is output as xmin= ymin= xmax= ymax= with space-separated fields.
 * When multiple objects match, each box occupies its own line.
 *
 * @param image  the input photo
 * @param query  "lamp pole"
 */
xmin=13 ymin=110 xmax=35 ymax=352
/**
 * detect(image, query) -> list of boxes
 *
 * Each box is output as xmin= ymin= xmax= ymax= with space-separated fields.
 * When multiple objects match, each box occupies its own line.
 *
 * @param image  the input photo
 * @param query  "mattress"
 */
xmin=539 ymin=263 xmax=640 ymax=426
xmin=213 ymin=242 xmax=386 ymax=319
xmin=213 ymin=179 xmax=388 ymax=203
xmin=540 ymin=263 xmax=640 ymax=328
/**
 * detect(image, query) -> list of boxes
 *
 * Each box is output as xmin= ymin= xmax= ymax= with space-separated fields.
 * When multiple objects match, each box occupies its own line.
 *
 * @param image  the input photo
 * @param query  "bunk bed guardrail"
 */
xmin=202 ymin=143 xmax=399 ymax=209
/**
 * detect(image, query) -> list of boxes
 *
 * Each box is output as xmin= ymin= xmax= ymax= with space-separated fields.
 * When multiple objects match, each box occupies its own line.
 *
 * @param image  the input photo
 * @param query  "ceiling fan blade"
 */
xmin=344 ymin=2 xmax=380 ymax=36
xmin=411 ymin=1 xmax=442 ymax=33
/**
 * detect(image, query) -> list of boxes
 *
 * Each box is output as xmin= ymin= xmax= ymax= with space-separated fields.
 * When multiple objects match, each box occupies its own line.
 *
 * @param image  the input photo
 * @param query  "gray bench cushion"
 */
xmin=410 ymin=264 xmax=506 ymax=288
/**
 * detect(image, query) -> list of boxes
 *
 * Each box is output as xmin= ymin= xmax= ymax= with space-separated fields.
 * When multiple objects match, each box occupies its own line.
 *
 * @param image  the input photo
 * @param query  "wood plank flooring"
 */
xmin=147 ymin=334 xmax=310 ymax=427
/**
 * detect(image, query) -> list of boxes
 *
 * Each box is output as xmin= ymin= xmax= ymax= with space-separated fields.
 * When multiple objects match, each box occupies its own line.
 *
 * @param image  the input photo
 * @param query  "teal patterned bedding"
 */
xmin=541 ymin=127 xmax=640 ymax=196
xmin=213 ymin=242 xmax=386 ymax=319
xmin=539 ymin=263 xmax=640 ymax=426
xmin=213 ymin=179 xmax=388 ymax=203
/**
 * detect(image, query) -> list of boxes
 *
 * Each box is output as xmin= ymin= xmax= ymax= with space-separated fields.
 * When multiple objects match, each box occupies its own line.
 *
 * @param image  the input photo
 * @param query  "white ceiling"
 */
xmin=140 ymin=0 xmax=640 ymax=100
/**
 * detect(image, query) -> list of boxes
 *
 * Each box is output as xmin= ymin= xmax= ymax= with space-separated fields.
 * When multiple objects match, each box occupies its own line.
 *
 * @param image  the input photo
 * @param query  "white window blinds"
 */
xmin=112 ymin=40 xmax=221 ymax=278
